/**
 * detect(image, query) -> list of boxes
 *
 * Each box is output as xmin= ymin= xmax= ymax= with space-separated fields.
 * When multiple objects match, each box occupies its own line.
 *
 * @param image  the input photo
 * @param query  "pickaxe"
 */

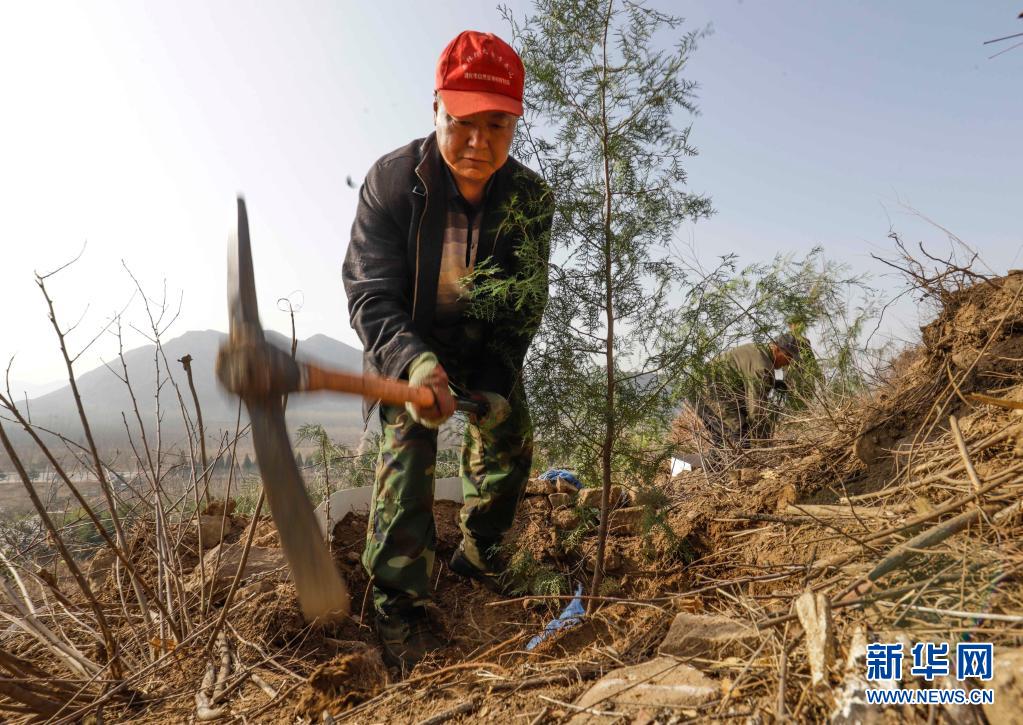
xmin=216 ymin=197 xmax=483 ymax=622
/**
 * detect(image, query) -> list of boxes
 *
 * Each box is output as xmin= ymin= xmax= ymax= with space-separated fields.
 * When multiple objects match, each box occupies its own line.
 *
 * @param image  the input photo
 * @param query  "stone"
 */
xmin=831 ymin=678 xmax=891 ymax=724
xmin=773 ymin=484 xmax=798 ymax=512
xmin=628 ymin=709 xmax=657 ymax=725
xmin=728 ymin=467 xmax=760 ymax=485
xmin=555 ymin=479 xmax=579 ymax=496
xmin=188 ymin=543 xmax=288 ymax=597
xmin=658 ymin=612 xmax=759 ymax=661
xmin=951 ymin=347 xmax=983 ymax=370
xmin=578 ymin=486 xmax=629 ymax=509
xmin=525 ymin=478 xmax=552 ymax=496
xmin=608 ymin=506 xmax=645 ymax=536
xmin=204 ymin=498 xmax=237 ymax=517
xmin=793 ymin=590 xmax=835 ymax=690
xmin=578 ymin=488 xmax=602 ymax=508
xmin=548 ymin=492 xmax=573 ymax=509
xmin=585 ymin=544 xmax=622 ymax=573
xmin=552 ymin=508 xmax=581 ymax=530
xmin=568 ymin=657 xmax=717 ymax=723
xmin=86 ymin=548 xmax=117 ymax=585
xmin=830 ymin=625 xmax=886 ymax=724
xmin=198 ymin=514 xmax=233 ymax=548
xmin=236 ymin=577 xmax=276 ymax=601
xmin=984 ymin=647 xmax=1023 ymax=725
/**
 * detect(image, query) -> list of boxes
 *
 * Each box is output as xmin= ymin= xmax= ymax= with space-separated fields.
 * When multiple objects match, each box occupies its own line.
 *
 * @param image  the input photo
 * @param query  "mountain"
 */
xmin=5 ymin=378 xmax=65 ymax=400
xmin=7 ymin=330 xmax=368 ymax=453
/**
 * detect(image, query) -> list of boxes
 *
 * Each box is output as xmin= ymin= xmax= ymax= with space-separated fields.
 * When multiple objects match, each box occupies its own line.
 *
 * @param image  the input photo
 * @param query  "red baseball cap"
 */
xmin=435 ymin=30 xmax=524 ymax=118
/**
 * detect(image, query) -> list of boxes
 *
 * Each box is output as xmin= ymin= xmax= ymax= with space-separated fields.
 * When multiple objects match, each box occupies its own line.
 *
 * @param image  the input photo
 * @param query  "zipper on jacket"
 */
xmin=412 ymin=168 xmax=428 ymax=319
xmin=465 ymin=207 xmax=474 ymax=268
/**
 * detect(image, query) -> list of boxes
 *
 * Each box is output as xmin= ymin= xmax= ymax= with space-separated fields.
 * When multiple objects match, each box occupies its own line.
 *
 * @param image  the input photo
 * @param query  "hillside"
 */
xmin=5 ymin=329 xmax=367 ymax=455
xmin=1 ymin=272 xmax=1020 ymax=722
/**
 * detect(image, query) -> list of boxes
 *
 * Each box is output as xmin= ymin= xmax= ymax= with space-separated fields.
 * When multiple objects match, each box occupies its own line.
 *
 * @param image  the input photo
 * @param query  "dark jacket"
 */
xmin=342 ymin=133 xmax=553 ymax=405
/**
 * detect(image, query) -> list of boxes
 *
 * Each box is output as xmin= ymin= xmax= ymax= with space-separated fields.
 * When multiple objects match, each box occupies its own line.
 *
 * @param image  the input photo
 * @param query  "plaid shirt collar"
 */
xmin=443 ymin=163 xmax=495 ymax=213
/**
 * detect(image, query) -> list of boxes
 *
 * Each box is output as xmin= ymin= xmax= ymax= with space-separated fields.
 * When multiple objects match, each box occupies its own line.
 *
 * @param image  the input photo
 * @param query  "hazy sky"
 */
xmin=2 ymin=1 xmax=1020 ymax=392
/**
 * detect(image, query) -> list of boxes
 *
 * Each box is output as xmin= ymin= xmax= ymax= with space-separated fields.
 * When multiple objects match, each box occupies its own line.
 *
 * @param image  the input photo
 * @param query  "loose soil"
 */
xmin=6 ymin=272 xmax=1023 ymax=723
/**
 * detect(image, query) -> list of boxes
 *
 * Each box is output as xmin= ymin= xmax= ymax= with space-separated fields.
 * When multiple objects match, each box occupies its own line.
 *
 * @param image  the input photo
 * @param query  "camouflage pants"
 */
xmin=695 ymin=397 xmax=749 ymax=451
xmin=362 ymin=391 xmax=533 ymax=613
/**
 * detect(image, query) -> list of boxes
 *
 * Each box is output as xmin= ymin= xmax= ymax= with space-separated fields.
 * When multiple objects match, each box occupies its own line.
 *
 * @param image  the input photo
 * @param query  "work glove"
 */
xmin=405 ymin=352 xmax=455 ymax=429
xmin=469 ymin=391 xmax=511 ymax=431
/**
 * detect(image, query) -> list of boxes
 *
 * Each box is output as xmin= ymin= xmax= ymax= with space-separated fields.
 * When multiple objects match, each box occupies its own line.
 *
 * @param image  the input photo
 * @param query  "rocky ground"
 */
xmin=3 ymin=272 xmax=1023 ymax=723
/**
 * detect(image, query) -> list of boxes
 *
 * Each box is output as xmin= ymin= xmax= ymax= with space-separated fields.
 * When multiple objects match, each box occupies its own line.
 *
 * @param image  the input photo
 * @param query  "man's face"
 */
xmin=434 ymin=98 xmax=517 ymax=186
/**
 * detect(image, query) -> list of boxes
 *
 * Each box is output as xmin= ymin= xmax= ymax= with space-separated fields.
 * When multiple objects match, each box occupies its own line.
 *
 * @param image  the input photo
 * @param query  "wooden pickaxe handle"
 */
xmin=217 ymin=341 xmax=486 ymax=415
xmin=304 ymin=363 xmax=485 ymax=414
xmin=303 ymin=364 xmax=435 ymax=408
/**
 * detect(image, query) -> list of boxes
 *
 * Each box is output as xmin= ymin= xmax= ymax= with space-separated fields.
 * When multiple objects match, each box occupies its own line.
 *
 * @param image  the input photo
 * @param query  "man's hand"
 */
xmin=405 ymin=353 xmax=456 ymax=428
xmin=469 ymin=391 xmax=511 ymax=430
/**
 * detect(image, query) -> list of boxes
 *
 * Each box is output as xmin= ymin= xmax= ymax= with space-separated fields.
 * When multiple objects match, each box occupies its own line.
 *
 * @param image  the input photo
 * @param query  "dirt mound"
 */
xmin=855 ymin=272 xmax=1023 ymax=472
xmin=298 ymin=644 xmax=388 ymax=713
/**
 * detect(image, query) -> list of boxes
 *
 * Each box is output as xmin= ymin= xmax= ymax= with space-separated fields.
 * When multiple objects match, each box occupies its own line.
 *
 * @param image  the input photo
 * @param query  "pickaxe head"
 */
xmin=216 ymin=341 xmax=303 ymax=399
xmin=220 ymin=196 xmax=350 ymax=622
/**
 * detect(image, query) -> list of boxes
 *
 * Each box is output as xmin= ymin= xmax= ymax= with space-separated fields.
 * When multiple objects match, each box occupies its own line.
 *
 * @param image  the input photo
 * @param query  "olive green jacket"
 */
xmin=705 ymin=342 xmax=776 ymax=436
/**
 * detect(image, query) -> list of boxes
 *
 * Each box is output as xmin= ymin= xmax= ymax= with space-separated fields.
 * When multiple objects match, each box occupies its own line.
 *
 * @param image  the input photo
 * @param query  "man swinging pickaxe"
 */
xmin=216 ymin=198 xmax=484 ymax=623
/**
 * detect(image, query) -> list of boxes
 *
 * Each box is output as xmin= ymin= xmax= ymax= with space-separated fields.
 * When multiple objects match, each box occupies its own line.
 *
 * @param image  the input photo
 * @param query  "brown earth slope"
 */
xmin=3 ymin=272 xmax=1022 ymax=723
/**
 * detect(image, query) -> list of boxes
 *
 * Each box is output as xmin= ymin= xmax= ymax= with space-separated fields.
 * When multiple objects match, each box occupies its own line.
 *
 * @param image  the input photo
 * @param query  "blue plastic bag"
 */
xmin=538 ymin=469 xmax=583 ymax=490
xmin=525 ymin=584 xmax=585 ymax=650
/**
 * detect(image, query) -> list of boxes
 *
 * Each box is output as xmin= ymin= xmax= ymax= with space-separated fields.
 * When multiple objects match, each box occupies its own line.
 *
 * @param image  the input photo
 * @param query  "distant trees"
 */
xmin=295 ymin=424 xmax=374 ymax=494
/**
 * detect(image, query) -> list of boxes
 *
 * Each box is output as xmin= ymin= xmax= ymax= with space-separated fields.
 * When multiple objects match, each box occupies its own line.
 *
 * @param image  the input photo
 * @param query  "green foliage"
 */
xmin=559 ymin=504 xmax=600 ymax=554
xmin=295 ymin=423 xmax=331 ymax=456
xmin=465 ymin=0 xmax=886 ymax=605
xmin=756 ymin=251 xmax=883 ymax=402
xmin=233 ymin=480 xmax=263 ymax=516
xmin=598 ymin=576 xmax=622 ymax=597
xmin=5 ymin=503 xmax=129 ymax=561
xmin=435 ymin=447 xmax=460 ymax=480
xmin=492 ymin=0 xmax=716 ymax=496
xmin=295 ymin=424 xmax=376 ymax=491
xmin=483 ymin=1 xmax=882 ymax=494
xmin=632 ymin=485 xmax=696 ymax=565
xmin=56 ymin=507 xmax=108 ymax=551
xmin=506 ymin=549 xmax=568 ymax=597
xmin=632 ymin=485 xmax=669 ymax=514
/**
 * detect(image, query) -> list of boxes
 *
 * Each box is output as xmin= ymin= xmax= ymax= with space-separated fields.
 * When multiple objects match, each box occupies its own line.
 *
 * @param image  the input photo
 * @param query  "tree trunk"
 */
xmin=588 ymin=0 xmax=616 ymax=614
